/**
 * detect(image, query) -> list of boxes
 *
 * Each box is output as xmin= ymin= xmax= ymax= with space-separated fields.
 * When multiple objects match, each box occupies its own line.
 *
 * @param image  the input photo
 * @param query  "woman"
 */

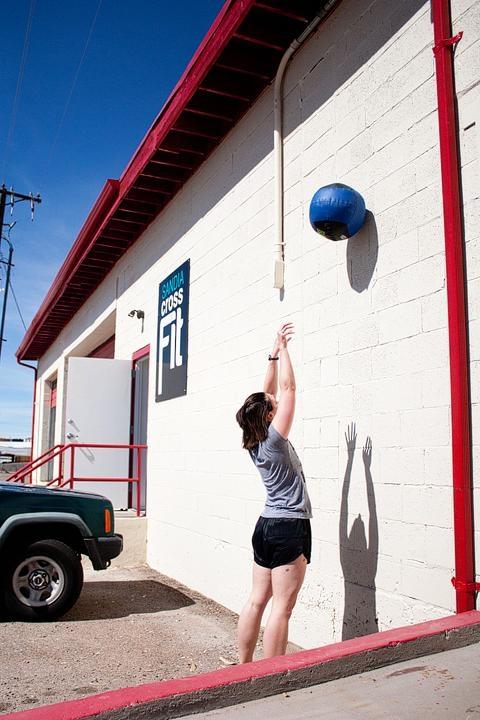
xmin=235 ymin=322 xmax=312 ymax=662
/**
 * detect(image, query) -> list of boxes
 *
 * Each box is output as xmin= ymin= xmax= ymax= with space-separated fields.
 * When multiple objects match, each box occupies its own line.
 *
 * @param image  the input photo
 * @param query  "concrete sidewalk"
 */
xmin=180 ymin=643 xmax=480 ymax=719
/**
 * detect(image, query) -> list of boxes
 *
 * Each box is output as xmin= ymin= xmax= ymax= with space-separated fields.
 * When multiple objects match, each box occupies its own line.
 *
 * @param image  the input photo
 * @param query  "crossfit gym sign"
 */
xmin=155 ymin=259 xmax=190 ymax=402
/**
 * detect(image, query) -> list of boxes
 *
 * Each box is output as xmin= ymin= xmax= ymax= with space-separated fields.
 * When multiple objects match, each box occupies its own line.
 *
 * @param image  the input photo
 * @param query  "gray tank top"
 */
xmin=249 ymin=424 xmax=312 ymax=519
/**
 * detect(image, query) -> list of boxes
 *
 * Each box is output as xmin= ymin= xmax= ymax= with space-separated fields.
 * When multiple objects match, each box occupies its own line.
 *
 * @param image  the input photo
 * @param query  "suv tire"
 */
xmin=3 ymin=539 xmax=84 ymax=621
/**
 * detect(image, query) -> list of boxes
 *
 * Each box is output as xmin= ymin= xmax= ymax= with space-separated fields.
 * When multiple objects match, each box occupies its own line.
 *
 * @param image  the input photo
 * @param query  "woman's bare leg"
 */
xmin=263 ymin=555 xmax=307 ymax=658
xmin=237 ymin=562 xmax=272 ymax=663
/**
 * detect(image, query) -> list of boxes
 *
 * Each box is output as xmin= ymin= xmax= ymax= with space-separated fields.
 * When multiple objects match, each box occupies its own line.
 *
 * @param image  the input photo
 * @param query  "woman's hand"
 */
xmin=275 ymin=322 xmax=294 ymax=353
xmin=345 ymin=422 xmax=357 ymax=460
xmin=362 ymin=436 xmax=372 ymax=469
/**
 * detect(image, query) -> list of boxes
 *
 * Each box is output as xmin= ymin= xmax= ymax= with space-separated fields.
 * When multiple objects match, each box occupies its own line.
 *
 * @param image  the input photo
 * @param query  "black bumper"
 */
xmin=84 ymin=534 xmax=123 ymax=570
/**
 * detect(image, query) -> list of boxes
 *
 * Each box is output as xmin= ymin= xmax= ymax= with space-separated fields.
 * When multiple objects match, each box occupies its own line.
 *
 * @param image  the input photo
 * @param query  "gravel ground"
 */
xmin=0 ymin=564 xmax=300 ymax=714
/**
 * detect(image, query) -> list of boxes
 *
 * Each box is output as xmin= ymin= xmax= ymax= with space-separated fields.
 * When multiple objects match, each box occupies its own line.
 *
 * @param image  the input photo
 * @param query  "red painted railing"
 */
xmin=6 ymin=443 xmax=147 ymax=517
xmin=7 ymin=444 xmax=64 ymax=485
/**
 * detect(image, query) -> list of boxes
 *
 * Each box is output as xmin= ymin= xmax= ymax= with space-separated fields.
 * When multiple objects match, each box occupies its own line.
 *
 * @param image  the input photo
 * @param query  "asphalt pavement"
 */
xmin=0 ymin=565 xmax=242 ymax=714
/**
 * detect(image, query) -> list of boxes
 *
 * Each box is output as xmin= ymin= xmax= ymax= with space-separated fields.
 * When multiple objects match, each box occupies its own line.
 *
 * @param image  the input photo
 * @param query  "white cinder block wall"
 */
xmin=33 ymin=0 xmax=480 ymax=647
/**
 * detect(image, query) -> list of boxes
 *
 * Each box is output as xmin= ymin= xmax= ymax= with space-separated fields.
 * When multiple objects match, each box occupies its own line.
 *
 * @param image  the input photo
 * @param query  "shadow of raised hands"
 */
xmin=339 ymin=424 xmax=378 ymax=641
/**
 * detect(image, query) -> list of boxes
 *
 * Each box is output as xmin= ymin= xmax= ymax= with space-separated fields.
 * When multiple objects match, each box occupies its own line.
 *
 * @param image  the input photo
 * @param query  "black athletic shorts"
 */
xmin=252 ymin=516 xmax=312 ymax=569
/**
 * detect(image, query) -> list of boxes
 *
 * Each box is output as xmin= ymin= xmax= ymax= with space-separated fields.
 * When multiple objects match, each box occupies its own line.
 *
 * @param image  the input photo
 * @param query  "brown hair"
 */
xmin=236 ymin=392 xmax=273 ymax=450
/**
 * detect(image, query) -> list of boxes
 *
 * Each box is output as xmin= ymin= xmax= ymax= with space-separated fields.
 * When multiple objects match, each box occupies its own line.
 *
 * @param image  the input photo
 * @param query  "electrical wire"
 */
xmin=43 ymin=0 xmax=103 ymax=177
xmin=9 ymin=279 xmax=27 ymax=331
xmin=1 ymin=0 xmax=36 ymax=178
xmin=0 ymin=245 xmax=9 ymax=290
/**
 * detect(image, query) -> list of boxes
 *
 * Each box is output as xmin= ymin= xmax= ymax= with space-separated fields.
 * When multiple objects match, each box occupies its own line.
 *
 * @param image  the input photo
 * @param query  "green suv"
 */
xmin=0 ymin=480 xmax=122 ymax=620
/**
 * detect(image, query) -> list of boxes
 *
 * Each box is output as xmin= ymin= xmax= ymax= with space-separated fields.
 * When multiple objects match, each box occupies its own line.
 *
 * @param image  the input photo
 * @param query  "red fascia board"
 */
xmin=16 ymin=0 xmax=257 ymax=362
xmin=16 ymin=179 xmax=119 ymax=360
xmin=118 ymin=0 xmax=256 ymax=190
xmin=88 ymin=0 xmax=259 ymax=248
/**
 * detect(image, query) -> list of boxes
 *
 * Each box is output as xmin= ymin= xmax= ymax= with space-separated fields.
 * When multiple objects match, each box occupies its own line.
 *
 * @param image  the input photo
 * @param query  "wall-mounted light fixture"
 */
xmin=128 ymin=309 xmax=145 ymax=319
xmin=128 ymin=309 xmax=145 ymax=332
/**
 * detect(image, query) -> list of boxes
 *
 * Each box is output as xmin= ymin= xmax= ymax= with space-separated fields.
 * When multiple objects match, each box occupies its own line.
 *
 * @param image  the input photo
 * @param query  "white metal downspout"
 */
xmin=273 ymin=3 xmax=338 ymax=289
xmin=273 ymin=41 xmax=299 ymax=289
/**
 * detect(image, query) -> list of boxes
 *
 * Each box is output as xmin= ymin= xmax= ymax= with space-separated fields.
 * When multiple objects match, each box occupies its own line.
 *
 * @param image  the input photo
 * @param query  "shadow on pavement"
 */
xmin=0 ymin=580 xmax=196 ymax=623
xmin=62 ymin=580 xmax=196 ymax=621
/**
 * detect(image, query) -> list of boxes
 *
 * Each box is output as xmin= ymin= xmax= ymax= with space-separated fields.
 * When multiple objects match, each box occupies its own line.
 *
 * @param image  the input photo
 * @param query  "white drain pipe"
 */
xmin=273 ymin=2 xmax=338 ymax=289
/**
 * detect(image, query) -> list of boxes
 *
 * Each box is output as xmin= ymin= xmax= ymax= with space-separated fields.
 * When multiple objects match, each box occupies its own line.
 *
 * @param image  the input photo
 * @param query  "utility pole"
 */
xmin=0 ymin=185 xmax=41 ymax=361
xmin=0 ymin=191 xmax=6 ymax=240
xmin=0 ymin=239 xmax=13 ymax=361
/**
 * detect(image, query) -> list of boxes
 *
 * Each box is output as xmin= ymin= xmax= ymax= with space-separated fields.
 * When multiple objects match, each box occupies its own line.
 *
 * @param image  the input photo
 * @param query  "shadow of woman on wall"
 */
xmin=340 ymin=422 xmax=379 ymax=640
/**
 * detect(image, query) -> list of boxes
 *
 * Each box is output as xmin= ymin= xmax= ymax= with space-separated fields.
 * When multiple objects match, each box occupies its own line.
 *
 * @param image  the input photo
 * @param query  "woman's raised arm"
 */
xmin=272 ymin=326 xmax=296 ymax=439
xmin=263 ymin=322 xmax=293 ymax=396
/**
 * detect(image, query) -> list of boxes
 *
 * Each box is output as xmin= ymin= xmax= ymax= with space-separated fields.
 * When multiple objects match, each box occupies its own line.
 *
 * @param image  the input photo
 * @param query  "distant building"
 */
xmin=0 ymin=438 xmax=31 ymax=463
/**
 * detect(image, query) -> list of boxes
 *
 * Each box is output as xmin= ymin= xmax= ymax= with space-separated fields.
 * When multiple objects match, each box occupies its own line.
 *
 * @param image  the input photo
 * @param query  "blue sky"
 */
xmin=0 ymin=0 xmax=224 ymax=438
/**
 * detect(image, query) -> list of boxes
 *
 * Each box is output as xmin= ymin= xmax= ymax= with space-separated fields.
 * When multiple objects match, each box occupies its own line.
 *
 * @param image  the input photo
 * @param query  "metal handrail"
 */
xmin=47 ymin=443 xmax=147 ymax=517
xmin=7 ymin=444 xmax=64 ymax=484
xmin=7 ymin=442 xmax=147 ymax=517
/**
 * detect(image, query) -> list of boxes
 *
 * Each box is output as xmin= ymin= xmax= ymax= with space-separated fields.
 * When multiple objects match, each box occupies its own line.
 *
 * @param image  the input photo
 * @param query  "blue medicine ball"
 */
xmin=309 ymin=183 xmax=366 ymax=241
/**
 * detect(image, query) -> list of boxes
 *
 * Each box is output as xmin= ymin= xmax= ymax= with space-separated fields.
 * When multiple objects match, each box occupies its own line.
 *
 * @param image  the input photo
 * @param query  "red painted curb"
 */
xmin=3 ymin=610 xmax=480 ymax=720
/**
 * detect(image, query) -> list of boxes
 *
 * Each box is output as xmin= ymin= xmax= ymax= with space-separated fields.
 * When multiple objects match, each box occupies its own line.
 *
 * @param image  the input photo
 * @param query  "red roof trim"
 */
xmin=16 ymin=179 xmax=119 ymax=359
xmin=17 ymin=0 xmax=256 ymax=361
xmin=18 ymin=0 xmax=338 ymax=361
xmin=119 ymin=0 xmax=256 ymax=190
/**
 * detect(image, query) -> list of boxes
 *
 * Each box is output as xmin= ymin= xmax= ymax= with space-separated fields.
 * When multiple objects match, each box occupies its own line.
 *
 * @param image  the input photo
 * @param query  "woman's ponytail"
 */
xmin=236 ymin=392 xmax=272 ymax=449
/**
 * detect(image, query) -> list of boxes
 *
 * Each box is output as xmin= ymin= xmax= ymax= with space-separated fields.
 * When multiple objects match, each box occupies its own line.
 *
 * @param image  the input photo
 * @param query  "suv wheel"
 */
xmin=4 ymin=539 xmax=83 ymax=621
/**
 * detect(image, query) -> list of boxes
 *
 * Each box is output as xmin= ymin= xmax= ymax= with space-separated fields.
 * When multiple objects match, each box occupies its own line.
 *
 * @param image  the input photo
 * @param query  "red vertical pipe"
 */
xmin=431 ymin=0 xmax=475 ymax=612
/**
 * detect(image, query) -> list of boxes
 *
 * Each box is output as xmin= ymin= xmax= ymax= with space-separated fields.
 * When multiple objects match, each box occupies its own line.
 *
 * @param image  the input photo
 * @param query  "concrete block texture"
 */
xmin=31 ymin=0 xmax=480 ymax=649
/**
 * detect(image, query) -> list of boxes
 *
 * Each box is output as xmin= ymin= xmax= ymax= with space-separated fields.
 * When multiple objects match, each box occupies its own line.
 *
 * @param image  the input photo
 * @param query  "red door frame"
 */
xmin=129 ymin=345 xmax=150 ymax=508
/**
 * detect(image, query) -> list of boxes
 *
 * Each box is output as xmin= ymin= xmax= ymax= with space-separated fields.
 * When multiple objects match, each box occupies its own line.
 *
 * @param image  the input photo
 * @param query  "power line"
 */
xmin=43 ymin=0 xmax=103 ymax=176
xmin=9 ymin=279 xmax=27 ymax=332
xmin=1 ymin=0 xmax=36 ymax=178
